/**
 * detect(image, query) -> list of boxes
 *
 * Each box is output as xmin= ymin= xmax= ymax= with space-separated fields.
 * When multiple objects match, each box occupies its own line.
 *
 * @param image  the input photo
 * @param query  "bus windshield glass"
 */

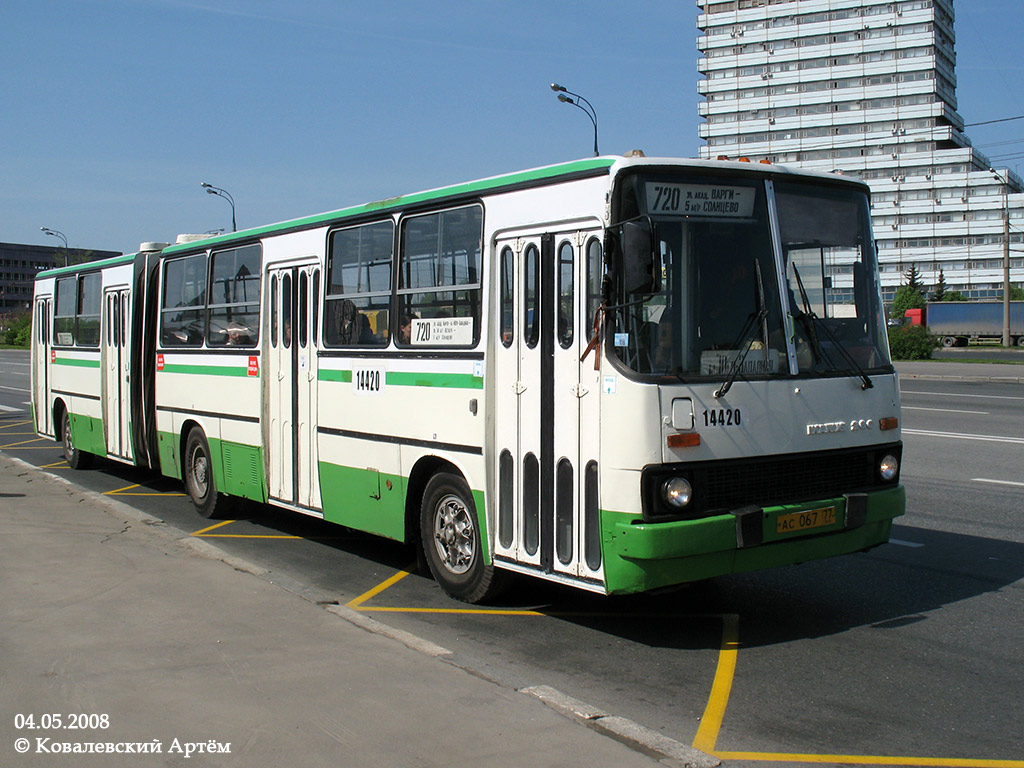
xmin=609 ymin=172 xmax=891 ymax=380
xmin=775 ymin=180 xmax=890 ymax=376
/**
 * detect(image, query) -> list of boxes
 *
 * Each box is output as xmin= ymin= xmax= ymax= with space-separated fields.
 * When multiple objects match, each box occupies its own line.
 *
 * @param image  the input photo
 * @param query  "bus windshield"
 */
xmin=609 ymin=173 xmax=891 ymax=381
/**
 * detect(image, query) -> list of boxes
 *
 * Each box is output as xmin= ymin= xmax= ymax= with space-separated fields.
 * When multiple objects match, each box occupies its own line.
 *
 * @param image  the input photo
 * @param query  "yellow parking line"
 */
xmin=40 ymin=460 xmax=69 ymax=468
xmin=203 ymin=533 xmax=305 ymax=539
xmin=1 ymin=438 xmax=51 ymax=448
xmin=104 ymin=483 xmax=186 ymax=497
xmin=711 ymin=751 xmax=1024 ymax=767
xmin=693 ymin=613 xmax=739 ymax=753
xmin=191 ymin=520 xmax=236 ymax=536
xmin=0 ymin=420 xmax=32 ymax=430
xmin=347 ymin=569 xmax=413 ymax=608
xmin=360 ymin=606 xmax=546 ymax=616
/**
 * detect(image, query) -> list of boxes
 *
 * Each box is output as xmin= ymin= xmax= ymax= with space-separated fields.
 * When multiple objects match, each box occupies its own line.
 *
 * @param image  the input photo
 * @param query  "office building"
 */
xmin=696 ymin=0 xmax=1024 ymax=301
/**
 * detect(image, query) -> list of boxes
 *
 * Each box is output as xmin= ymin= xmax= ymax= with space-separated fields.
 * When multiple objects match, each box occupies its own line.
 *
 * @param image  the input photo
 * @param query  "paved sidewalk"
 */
xmin=0 ymin=455 xmax=715 ymax=768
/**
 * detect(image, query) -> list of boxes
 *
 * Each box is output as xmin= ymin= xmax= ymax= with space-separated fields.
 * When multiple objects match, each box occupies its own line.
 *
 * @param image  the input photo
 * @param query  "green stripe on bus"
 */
xmin=159 ymin=363 xmax=252 ymax=377
xmin=386 ymin=371 xmax=482 ymax=389
xmin=318 ymin=369 xmax=482 ymax=389
xmin=318 ymin=369 xmax=352 ymax=383
xmin=53 ymin=357 xmax=101 ymax=368
xmin=37 ymin=252 xmax=135 ymax=279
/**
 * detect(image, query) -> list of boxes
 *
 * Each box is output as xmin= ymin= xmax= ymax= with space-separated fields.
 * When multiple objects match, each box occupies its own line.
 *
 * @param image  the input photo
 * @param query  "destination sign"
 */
xmin=644 ymin=182 xmax=756 ymax=218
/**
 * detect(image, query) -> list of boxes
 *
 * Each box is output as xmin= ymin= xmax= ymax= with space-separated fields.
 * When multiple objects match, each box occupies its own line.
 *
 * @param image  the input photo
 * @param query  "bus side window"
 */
xmin=325 ymin=220 xmax=392 ymax=347
xmin=270 ymin=273 xmax=278 ymax=348
xmin=585 ymin=237 xmax=603 ymax=333
xmin=500 ymin=246 xmax=514 ymax=348
xmin=558 ymin=241 xmax=574 ymax=349
xmin=524 ymin=244 xmax=539 ymax=349
xmin=398 ymin=205 xmax=482 ymax=347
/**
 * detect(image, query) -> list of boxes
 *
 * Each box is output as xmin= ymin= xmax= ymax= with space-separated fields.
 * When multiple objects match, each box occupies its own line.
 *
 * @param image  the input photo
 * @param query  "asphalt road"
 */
xmin=1 ymin=348 xmax=1021 ymax=768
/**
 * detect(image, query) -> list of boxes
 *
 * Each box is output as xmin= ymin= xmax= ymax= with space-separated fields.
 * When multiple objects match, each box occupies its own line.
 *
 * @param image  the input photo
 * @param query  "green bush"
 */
xmin=1 ymin=312 xmax=31 ymax=348
xmin=887 ymin=324 xmax=937 ymax=360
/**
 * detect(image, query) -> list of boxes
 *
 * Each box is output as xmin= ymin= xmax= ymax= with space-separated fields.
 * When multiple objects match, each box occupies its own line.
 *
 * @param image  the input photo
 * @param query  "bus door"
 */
xmin=32 ymin=297 xmax=52 ymax=436
xmin=102 ymin=288 xmax=132 ymax=460
xmin=265 ymin=262 xmax=322 ymax=513
xmin=494 ymin=229 xmax=602 ymax=581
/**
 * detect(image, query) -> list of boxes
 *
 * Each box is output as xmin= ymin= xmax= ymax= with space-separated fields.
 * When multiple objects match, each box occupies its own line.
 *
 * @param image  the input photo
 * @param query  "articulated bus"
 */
xmin=31 ymin=155 xmax=904 ymax=602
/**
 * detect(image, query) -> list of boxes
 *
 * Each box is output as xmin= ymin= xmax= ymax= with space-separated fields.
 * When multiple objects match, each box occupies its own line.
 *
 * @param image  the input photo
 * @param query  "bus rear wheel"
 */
xmin=184 ymin=428 xmax=231 ymax=519
xmin=420 ymin=473 xmax=502 ymax=603
xmin=61 ymin=410 xmax=93 ymax=470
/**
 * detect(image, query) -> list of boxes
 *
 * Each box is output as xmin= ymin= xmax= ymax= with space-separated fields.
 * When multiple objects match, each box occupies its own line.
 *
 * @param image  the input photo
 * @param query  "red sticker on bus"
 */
xmin=157 ymin=353 xmax=164 ymax=371
xmin=51 ymin=350 xmax=56 ymax=363
xmin=248 ymin=356 xmax=259 ymax=377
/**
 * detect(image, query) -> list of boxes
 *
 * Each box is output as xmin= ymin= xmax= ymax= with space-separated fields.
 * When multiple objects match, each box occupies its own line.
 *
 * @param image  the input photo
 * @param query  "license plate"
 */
xmin=776 ymin=506 xmax=837 ymax=535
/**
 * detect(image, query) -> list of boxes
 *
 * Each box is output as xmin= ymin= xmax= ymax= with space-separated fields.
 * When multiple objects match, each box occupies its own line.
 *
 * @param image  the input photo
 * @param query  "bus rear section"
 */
xmin=32 ymin=254 xmax=144 ymax=470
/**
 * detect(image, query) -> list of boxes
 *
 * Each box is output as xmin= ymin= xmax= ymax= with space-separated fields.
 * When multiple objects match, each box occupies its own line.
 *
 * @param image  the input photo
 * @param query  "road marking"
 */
xmin=902 ymin=389 xmax=1024 ymax=401
xmin=890 ymin=539 xmax=925 ymax=548
xmin=104 ymin=483 xmax=186 ymax=497
xmin=711 ymin=750 xmax=1024 ymax=766
xmin=902 ymin=406 xmax=989 ymax=415
xmin=0 ymin=437 xmax=51 ymax=448
xmin=693 ymin=613 xmax=739 ymax=754
xmin=972 ymin=478 xmax=1024 ymax=488
xmin=903 ymin=428 xmax=1024 ymax=445
xmin=0 ymin=404 xmax=23 ymax=412
xmin=191 ymin=520 xmax=235 ymax=536
xmin=347 ymin=569 xmax=415 ymax=609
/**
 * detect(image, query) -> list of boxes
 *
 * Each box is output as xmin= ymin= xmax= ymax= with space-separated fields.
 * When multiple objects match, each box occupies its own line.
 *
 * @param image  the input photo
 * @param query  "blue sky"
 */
xmin=3 ymin=0 xmax=1023 ymax=254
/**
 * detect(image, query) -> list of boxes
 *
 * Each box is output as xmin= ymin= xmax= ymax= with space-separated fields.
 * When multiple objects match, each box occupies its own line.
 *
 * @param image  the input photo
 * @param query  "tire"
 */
xmin=183 ymin=427 xmax=232 ymax=519
xmin=61 ymin=410 xmax=93 ymax=470
xmin=941 ymin=336 xmax=957 ymax=348
xmin=420 ymin=473 xmax=503 ymax=603
xmin=1016 ymin=336 xmax=1024 ymax=348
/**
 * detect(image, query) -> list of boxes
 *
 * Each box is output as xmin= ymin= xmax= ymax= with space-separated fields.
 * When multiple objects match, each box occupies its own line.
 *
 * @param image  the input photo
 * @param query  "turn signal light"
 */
xmin=879 ymin=417 xmax=899 ymax=431
xmin=667 ymin=433 xmax=701 ymax=448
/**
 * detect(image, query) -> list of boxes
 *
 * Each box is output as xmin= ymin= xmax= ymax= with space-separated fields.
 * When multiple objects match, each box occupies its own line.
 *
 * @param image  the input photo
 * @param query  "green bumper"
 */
xmin=602 ymin=485 xmax=905 ymax=595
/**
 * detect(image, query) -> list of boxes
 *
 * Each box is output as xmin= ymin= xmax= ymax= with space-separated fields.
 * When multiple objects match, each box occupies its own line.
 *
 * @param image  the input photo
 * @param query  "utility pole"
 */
xmin=990 ymin=169 xmax=1012 ymax=347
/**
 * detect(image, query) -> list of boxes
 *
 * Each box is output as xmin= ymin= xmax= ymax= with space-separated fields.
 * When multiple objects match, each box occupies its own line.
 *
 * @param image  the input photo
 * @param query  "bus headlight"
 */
xmin=879 ymin=454 xmax=899 ymax=482
xmin=662 ymin=477 xmax=693 ymax=509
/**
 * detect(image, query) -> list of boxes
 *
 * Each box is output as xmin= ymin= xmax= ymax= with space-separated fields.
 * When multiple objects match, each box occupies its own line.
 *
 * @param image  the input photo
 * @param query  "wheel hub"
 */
xmin=433 ymin=495 xmax=474 ymax=575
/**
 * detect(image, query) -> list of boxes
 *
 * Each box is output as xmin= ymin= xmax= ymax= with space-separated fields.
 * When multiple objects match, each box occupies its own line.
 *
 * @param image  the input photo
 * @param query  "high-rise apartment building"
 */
xmin=696 ymin=0 xmax=1024 ymax=301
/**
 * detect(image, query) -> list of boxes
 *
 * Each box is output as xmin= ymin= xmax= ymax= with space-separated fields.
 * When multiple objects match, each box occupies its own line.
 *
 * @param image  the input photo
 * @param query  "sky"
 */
xmin=2 ymin=0 xmax=1023 ymax=255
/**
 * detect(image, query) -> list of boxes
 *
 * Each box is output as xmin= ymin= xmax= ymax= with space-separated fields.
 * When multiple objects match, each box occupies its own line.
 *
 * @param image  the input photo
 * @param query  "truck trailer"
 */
xmin=904 ymin=301 xmax=1024 ymax=347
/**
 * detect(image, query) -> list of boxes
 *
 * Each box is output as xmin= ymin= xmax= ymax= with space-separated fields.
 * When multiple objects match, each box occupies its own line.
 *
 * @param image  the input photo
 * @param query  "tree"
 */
xmin=904 ymin=264 xmax=926 ymax=295
xmin=890 ymin=266 xmax=927 ymax=320
xmin=931 ymin=269 xmax=948 ymax=301
xmin=1008 ymin=284 xmax=1024 ymax=301
xmin=1 ymin=312 xmax=31 ymax=348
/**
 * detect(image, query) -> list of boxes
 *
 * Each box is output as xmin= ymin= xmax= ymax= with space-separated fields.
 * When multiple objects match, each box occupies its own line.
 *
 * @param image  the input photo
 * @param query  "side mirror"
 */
xmin=622 ymin=219 xmax=659 ymax=294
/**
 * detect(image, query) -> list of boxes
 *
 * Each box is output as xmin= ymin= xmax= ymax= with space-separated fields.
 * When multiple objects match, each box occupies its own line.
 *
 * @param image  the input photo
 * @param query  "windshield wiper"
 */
xmin=791 ymin=265 xmax=873 ymax=391
xmin=714 ymin=259 xmax=770 ymax=399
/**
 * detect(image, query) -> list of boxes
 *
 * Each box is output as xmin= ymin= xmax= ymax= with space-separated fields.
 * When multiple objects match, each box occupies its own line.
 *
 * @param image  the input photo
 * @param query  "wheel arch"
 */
xmin=404 ymin=455 xmax=464 ymax=547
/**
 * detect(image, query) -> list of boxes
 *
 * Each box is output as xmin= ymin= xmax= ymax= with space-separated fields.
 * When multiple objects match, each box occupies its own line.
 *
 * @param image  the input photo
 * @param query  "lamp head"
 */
xmin=550 ymin=83 xmax=566 ymax=93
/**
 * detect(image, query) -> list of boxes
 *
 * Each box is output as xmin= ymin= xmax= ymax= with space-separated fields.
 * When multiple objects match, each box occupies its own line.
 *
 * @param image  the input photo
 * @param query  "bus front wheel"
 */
xmin=61 ymin=410 xmax=93 ymax=470
xmin=420 ymin=473 xmax=502 ymax=603
xmin=184 ymin=428 xmax=231 ymax=519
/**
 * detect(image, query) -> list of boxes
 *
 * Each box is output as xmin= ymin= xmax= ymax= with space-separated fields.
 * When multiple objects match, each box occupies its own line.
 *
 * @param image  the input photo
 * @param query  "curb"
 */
xmin=5 ymin=455 xmax=721 ymax=768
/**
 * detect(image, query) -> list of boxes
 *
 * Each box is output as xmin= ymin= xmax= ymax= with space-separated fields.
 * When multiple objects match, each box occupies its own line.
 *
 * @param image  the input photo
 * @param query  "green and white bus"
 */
xmin=32 ymin=155 xmax=904 ymax=602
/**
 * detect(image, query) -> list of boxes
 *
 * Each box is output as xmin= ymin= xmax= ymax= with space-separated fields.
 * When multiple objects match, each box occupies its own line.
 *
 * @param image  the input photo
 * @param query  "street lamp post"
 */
xmin=989 ymin=169 xmax=1012 ymax=347
xmin=200 ymin=182 xmax=237 ymax=232
xmin=40 ymin=227 xmax=69 ymax=267
xmin=550 ymin=83 xmax=599 ymax=157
